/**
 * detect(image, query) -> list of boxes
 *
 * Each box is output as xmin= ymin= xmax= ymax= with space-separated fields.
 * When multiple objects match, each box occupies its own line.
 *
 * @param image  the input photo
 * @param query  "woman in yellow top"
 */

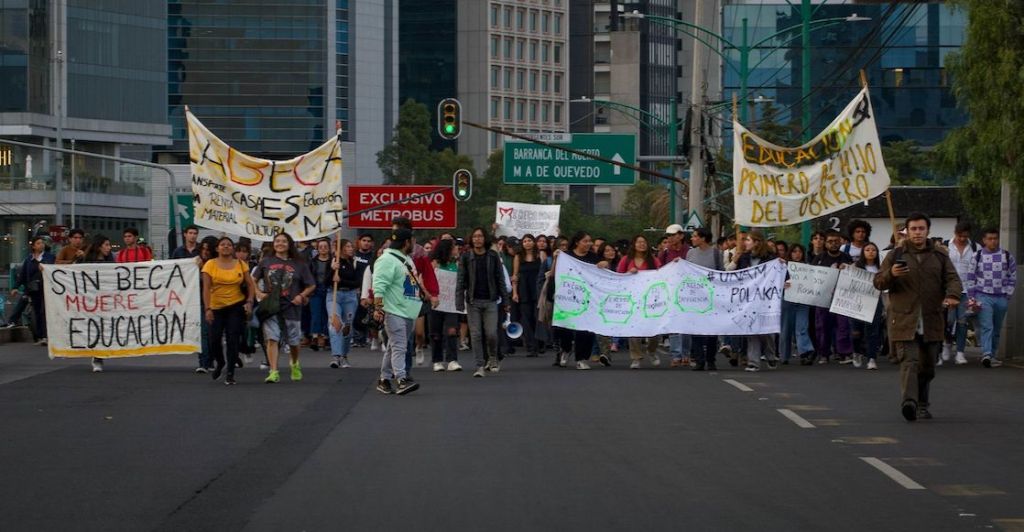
xmin=202 ymin=237 xmax=256 ymax=385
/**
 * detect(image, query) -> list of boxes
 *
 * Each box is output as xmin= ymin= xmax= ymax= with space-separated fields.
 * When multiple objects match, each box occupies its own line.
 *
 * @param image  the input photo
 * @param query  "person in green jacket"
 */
xmin=371 ymin=228 xmax=422 ymax=395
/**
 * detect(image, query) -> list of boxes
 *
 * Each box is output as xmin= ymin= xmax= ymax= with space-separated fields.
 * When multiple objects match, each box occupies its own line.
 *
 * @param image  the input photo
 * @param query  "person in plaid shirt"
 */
xmin=966 ymin=228 xmax=1017 ymax=368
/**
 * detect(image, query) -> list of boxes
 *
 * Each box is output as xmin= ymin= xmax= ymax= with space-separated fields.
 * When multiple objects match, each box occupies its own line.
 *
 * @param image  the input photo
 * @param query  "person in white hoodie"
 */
xmin=941 ymin=222 xmax=976 ymax=366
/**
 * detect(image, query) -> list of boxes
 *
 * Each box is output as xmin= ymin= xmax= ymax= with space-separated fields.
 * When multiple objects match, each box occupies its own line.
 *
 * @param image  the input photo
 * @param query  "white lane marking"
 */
xmin=860 ymin=457 xmax=927 ymax=490
xmin=722 ymin=379 xmax=753 ymax=392
xmin=777 ymin=408 xmax=816 ymax=428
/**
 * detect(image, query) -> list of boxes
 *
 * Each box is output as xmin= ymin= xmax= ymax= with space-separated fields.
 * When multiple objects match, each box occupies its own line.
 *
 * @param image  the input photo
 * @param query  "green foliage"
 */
xmin=882 ymin=140 xmax=935 ymax=186
xmin=376 ymin=99 xmax=442 ymax=185
xmin=934 ymin=0 xmax=1024 ymax=227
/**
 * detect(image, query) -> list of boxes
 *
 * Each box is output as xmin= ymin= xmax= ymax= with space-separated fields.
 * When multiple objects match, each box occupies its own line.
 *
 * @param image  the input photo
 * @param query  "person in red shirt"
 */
xmin=117 ymin=227 xmax=153 ymax=263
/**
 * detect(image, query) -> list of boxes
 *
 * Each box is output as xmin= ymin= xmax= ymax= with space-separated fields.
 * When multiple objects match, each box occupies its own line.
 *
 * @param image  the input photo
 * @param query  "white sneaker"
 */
xmin=242 ymin=354 xmax=254 ymax=364
xmin=91 ymin=359 xmax=104 ymax=373
xmin=489 ymin=363 xmax=501 ymax=373
xmin=629 ymin=360 xmax=640 ymax=369
xmin=473 ymin=367 xmax=486 ymax=378
xmin=447 ymin=360 xmax=463 ymax=372
xmin=415 ymin=346 xmax=426 ymax=366
xmin=936 ymin=357 xmax=944 ymax=367
xmin=745 ymin=365 xmax=760 ymax=372
xmin=649 ymin=354 xmax=661 ymax=367
xmin=341 ymin=357 xmax=352 ymax=368
xmin=576 ymin=361 xmax=591 ymax=370
xmin=432 ymin=362 xmax=446 ymax=372
xmin=852 ymin=354 xmax=864 ymax=369
xmin=458 ymin=339 xmax=470 ymax=351
xmin=990 ymin=359 xmax=1004 ymax=368
xmin=941 ymin=344 xmax=952 ymax=361
xmin=559 ymin=351 xmax=570 ymax=367
xmin=955 ymin=352 xmax=968 ymax=365
xmin=866 ymin=359 xmax=878 ymax=370
xmin=370 ymin=339 xmax=381 ymax=351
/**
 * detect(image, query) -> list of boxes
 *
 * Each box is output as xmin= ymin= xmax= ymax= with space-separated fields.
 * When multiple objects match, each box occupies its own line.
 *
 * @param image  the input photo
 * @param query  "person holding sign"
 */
xmin=456 ymin=228 xmax=511 ymax=377
xmin=780 ymin=244 xmax=816 ymax=366
xmin=685 ymin=228 xmax=723 ymax=371
xmin=327 ymin=239 xmax=360 ymax=369
xmin=253 ymin=233 xmax=316 ymax=384
xmin=730 ymin=231 xmax=780 ymax=372
xmin=202 ymin=237 xmax=256 ymax=385
xmin=82 ymin=235 xmax=115 ymax=372
xmin=811 ymin=231 xmax=854 ymax=364
xmin=616 ymin=234 xmax=663 ymax=369
xmin=429 ymin=238 xmax=463 ymax=372
xmin=850 ymin=243 xmax=884 ymax=370
xmin=874 ymin=213 xmax=961 ymax=422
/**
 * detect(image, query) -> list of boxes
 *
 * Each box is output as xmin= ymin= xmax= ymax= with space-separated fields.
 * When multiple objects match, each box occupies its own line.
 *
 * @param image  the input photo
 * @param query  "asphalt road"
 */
xmin=1 ymin=343 xmax=1022 ymax=532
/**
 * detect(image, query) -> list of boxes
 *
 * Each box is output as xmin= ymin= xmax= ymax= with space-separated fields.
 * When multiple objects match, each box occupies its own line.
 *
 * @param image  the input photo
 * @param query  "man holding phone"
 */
xmin=874 ymin=213 xmax=962 ymax=422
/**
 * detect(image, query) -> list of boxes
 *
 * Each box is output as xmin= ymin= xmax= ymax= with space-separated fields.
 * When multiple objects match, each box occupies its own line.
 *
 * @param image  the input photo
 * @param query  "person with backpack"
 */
xmin=874 ymin=213 xmax=961 ymax=422
xmin=966 ymin=228 xmax=1017 ymax=368
xmin=371 ymin=228 xmax=422 ymax=395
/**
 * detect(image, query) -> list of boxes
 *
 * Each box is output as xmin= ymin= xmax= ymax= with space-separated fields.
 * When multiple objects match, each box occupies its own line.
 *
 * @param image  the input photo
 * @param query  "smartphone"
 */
xmin=894 ymin=259 xmax=908 ymax=268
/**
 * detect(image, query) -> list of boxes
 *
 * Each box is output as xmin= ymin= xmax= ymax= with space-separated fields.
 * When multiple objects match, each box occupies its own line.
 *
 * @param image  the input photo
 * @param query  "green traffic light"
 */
xmin=444 ymin=124 xmax=456 ymax=134
xmin=457 ymin=189 xmax=467 ymax=197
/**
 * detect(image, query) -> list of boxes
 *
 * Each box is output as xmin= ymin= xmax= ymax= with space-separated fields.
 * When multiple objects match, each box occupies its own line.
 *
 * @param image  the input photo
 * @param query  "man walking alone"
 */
xmin=874 ymin=213 xmax=961 ymax=422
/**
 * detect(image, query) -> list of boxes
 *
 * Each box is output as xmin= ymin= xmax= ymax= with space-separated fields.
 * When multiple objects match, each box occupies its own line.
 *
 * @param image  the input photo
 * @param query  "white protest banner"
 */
xmin=784 ymin=262 xmax=841 ymax=308
xmin=187 ymin=110 xmax=344 ymax=241
xmin=732 ymin=87 xmax=890 ymax=227
xmin=41 ymin=259 xmax=202 ymax=359
xmin=434 ymin=268 xmax=466 ymax=315
xmin=495 ymin=201 xmax=560 ymax=238
xmin=829 ymin=266 xmax=881 ymax=322
xmin=553 ymin=253 xmax=786 ymax=336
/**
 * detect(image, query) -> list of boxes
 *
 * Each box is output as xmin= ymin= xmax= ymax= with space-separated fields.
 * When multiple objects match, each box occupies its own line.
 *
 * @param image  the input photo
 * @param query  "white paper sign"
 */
xmin=784 ymin=262 xmax=841 ymax=308
xmin=434 ymin=268 xmax=466 ymax=315
xmin=495 ymin=201 xmax=560 ymax=238
xmin=552 ymin=253 xmax=787 ymax=336
xmin=41 ymin=259 xmax=202 ymax=358
xmin=829 ymin=266 xmax=881 ymax=322
xmin=187 ymin=111 xmax=344 ymax=241
xmin=732 ymin=87 xmax=891 ymax=227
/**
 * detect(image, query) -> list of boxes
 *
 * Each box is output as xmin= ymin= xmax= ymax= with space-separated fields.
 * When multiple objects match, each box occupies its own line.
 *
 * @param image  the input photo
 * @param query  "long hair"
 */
xmin=337 ymin=239 xmax=353 ymax=259
xmin=431 ymin=238 xmax=457 ymax=267
xmin=569 ymin=231 xmax=591 ymax=253
xmin=747 ymin=231 xmax=772 ymax=259
xmin=271 ymin=232 xmax=299 ymax=260
xmin=469 ymin=227 xmax=492 ymax=250
xmin=84 ymin=235 xmax=111 ymax=262
xmin=854 ymin=242 xmax=881 ymax=269
xmin=788 ymin=243 xmax=807 ymax=264
xmin=516 ymin=233 xmax=537 ymax=261
xmin=627 ymin=234 xmax=656 ymax=270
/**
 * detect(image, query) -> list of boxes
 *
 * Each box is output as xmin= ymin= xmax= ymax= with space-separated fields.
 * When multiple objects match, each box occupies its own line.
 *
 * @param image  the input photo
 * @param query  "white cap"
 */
xmin=665 ymin=224 xmax=685 ymax=234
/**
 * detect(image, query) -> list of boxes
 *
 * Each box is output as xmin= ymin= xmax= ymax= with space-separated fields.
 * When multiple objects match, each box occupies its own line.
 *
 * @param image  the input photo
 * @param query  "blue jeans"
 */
xmin=977 ymin=293 xmax=1009 ymax=356
xmin=780 ymin=301 xmax=814 ymax=361
xmin=327 ymin=290 xmax=359 ymax=356
xmin=309 ymin=286 xmax=329 ymax=336
xmin=669 ymin=334 xmax=690 ymax=360
xmin=946 ymin=296 xmax=970 ymax=352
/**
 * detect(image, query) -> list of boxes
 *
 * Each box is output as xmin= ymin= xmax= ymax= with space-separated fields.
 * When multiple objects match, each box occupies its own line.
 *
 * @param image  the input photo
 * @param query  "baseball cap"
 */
xmin=665 ymin=224 xmax=685 ymax=235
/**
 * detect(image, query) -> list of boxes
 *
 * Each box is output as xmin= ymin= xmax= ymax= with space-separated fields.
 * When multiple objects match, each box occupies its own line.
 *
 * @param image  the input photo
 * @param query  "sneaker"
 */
xmin=576 ymin=361 xmax=591 ymax=370
xmin=39 ymin=338 xmax=47 ymax=346
xmin=194 ymin=367 xmax=208 ymax=374
xmin=415 ymin=346 xmax=426 ymax=366
xmin=982 ymin=355 xmax=992 ymax=368
xmin=766 ymin=359 xmax=778 ymax=370
xmin=458 ymin=339 xmax=470 ymax=351
xmin=447 ymin=360 xmax=463 ymax=372
xmin=630 ymin=360 xmax=640 ymax=369
xmin=936 ymin=357 xmax=944 ymax=367
xmin=432 ymin=362 xmax=446 ymax=372
xmin=211 ymin=365 xmax=224 ymax=381
xmin=917 ymin=406 xmax=933 ymax=420
xmin=485 ymin=357 xmax=498 ymax=371
xmin=290 ymin=362 xmax=303 ymax=381
xmin=559 ymin=351 xmax=570 ymax=367
xmin=488 ymin=362 xmax=501 ymax=373
xmin=598 ymin=354 xmax=611 ymax=367
xmin=242 ymin=354 xmax=254 ymax=365
xmin=817 ymin=357 xmax=829 ymax=365
xmin=589 ymin=355 xmax=601 ymax=363
xmin=265 ymin=370 xmax=280 ymax=383
xmin=2 ymin=322 xmax=15 ymax=329
xmin=649 ymin=354 xmax=661 ymax=367
xmin=259 ymin=362 xmax=270 ymax=370
xmin=330 ymin=357 xmax=341 ymax=369
xmin=370 ymin=339 xmax=381 ymax=351
xmin=396 ymin=378 xmax=419 ymax=395
xmin=990 ymin=359 xmax=1004 ymax=368
xmin=941 ymin=344 xmax=952 ymax=362
xmin=955 ymin=352 xmax=968 ymax=365
xmin=341 ymin=357 xmax=352 ymax=369
xmin=473 ymin=367 xmax=486 ymax=378
xmin=91 ymin=359 xmax=104 ymax=373
xmin=376 ymin=379 xmax=394 ymax=394
xmin=225 ymin=376 xmax=237 ymax=386
xmin=852 ymin=354 xmax=863 ymax=369
xmin=901 ymin=400 xmax=918 ymax=421
xmin=691 ymin=363 xmax=706 ymax=371
xmin=745 ymin=365 xmax=760 ymax=372
xmin=838 ymin=356 xmax=854 ymax=365
xmin=866 ymin=359 xmax=878 ymax=370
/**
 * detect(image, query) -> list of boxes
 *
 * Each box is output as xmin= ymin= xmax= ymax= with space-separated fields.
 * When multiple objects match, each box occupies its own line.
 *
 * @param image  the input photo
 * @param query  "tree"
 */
xmin=376 ymin=99 xmax=440 ymax=185
xmin=934 ymin=1 xmax=1024 ymax=227
xmin=882 ymin=140 xmax=934 ymax=186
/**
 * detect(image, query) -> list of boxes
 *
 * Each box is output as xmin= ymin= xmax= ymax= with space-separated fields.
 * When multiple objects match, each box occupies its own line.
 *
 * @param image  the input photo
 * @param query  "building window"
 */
xmin=594 ymin=191 xmax=612 ymax=215
xmin=554 ymin=44 xmax=562 ymax=64
xmin=530 ymin=102 xmax=538 ymax=121
xmin=530 ymin=71 xmax=538 ymax=92
xmin=554 ymin=13 xmax=562 ymax=34
xmin=529 ymin=10 xmax=538 ymax=32
xmin=504 ymin=38 xmax=513 ymax=59
xmin=554 ymin=103 xmax=563 ymax=124
xmin=516 ymin=9 xmax=525 ymax=30
xmin=517 ymin=70 xmax=525 ymax=90
xmin=529 ymin=41 xmax=537 ymax=62
xmin=491 ymin=37 xmax=499 ymax=59
xmin=517 ymin=101 xmax=525 ymax=121
xmin=504 ymin=99 xmax=512 ymax=120
xmin=491 ymin=67 xmax=499 ymax=88
xmin=504 ymin=67 xmax=512 ymax=89
xmin=542 ymin=103 xmax=551 ymax=122
xmin=542 ymin=12 xmax=550 ymax=33
xmin=504 ymin=7 xmax=512 ymax=28
xmin=541 ymin=43 xmax=549 ymax=63
xmin=491 ymin=98 xmax=499 ymax=119
xmin=541 ymin=72 xmax=550 ymax=93
xmin=554 ymin=73 xmax=562 ymax=94
xmin=491 ymin=5 xmax=499 ymax=27
xmin=490 ymin=132 xmax=499 ymax=150
xmin=516 ymin=40 xmax=525 ymax=61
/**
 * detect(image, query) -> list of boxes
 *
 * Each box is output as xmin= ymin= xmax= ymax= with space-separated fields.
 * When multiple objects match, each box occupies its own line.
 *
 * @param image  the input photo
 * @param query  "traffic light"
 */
xmin=453 ymin=168 xmax=472 ymax=202
xmin=438 ymin=98 xmax=462 ymax=140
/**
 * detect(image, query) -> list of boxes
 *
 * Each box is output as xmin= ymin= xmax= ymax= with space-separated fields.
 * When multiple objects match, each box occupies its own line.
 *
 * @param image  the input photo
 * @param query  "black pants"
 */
xmin=428 ymin=309 xmax=459 ymax=363
xmin=515 ymin=300 xmax=538 ymax=354
xmin=28 ymin=292 xmax=46 ymax=340
xmin=691 ymin=335 xmax=717 ymax=367
xmin=559 ymin=328 xmax=595 ymax=363
xmin=210 ymin=302 xmax=245 ymax=377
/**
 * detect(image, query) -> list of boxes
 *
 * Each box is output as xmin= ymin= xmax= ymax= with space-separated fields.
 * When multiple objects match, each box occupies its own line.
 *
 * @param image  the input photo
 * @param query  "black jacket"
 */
xmin=456 ymin=249 xmax=510 ymax=310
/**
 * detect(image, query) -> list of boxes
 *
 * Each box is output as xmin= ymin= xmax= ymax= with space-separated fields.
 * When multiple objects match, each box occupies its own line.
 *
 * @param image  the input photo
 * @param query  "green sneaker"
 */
xmin=290 ymin=362 xmax=303 ymax=382
xmin=264 ymin=370 xmax=280 ymax=383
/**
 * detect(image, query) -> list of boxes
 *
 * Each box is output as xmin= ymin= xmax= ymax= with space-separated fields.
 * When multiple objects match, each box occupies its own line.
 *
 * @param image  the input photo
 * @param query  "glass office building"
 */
xmin=165 ymin=0 xmax=350 ymax=158
xmin=398 ymin=0 xmax=456 ymax=150
xmin=721 ymin=1 xmax=966 ymax=146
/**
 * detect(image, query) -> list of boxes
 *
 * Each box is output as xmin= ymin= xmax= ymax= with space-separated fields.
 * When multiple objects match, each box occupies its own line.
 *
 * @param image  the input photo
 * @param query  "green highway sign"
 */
xmin=503 ymin=133 xmax=636 ymax=185
xmin=170 ymin=193 xmax=195 ymax=228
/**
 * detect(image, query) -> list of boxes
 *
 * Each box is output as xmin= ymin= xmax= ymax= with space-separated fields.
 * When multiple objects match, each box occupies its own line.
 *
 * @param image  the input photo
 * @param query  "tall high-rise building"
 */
xmin=0 ymin=0 xmax=171 ymax=270
xmin=161 ymin=0 xmax=398 ymax=186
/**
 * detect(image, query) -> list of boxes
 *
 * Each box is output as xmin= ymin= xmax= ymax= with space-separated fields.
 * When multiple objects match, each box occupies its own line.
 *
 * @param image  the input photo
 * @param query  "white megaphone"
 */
xmin=503 ymin=317 xmax=523 ymax=340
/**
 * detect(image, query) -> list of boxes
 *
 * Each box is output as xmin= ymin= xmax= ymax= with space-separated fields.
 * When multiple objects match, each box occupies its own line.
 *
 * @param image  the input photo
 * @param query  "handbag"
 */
xmin=255 ymin=283 xmax=282 ymax=323
xmin=26 ymin=278 xmax=42 ymax=293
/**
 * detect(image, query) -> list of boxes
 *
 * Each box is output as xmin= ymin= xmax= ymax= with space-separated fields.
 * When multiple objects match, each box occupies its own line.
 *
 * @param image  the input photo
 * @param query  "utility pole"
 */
xmin=687 ymin=0 xmax=706 ymax=226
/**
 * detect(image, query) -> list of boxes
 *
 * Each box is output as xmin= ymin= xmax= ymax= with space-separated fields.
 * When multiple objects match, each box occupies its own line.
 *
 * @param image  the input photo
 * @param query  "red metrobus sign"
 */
xmin=346 ymin=185 xmax=457 ymax=229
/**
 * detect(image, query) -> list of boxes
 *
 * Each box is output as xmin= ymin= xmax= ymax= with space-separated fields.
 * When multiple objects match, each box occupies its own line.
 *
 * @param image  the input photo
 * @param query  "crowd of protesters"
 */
xmin=3 ymin=214 xmax=1017 ymax=416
